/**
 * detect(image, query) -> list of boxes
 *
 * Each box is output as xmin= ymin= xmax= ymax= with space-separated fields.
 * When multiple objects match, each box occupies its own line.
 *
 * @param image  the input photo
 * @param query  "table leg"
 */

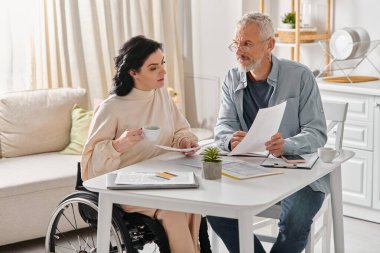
xmin=210 ymin=228 xmax=220 ymax=253
xmin=97 ymin=193 xmax=113 ymax=253
xmin=330 ymin=165 xmax=345 ymax=253
xmin=238 ymin=210 xmax=254 ymax=252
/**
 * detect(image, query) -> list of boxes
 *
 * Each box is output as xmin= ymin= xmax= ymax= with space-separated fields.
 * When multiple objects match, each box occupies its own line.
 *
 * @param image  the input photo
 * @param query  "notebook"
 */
xmin=261 ymin=153 xmax=319 ymax=170
xmin=106 ymin=171 xmax=199 ymax=190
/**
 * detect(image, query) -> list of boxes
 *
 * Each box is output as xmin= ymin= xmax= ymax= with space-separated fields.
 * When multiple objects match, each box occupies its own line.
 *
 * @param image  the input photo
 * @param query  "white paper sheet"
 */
xmin=222 ymin=162 xmax=283 ymax=180
xmin=198 ymin=142 xmax=268 ymax=157
xmin=155 ymin=145 xmax=199 ymax=152
xmin=229 ymin=101 xmax=287 ymax=156
xmin=115 ymin=171 xmax=195 ymax=185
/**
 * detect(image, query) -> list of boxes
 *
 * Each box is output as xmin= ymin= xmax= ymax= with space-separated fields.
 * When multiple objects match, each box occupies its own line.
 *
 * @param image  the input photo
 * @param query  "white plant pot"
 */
xmin=280 ymin=23 xmax=294 ymax=29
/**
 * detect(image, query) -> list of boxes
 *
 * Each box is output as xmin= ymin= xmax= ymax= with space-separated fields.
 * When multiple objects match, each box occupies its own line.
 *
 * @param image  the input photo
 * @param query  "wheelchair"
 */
xmin=45 ymin=163 xmax=212 ymax=253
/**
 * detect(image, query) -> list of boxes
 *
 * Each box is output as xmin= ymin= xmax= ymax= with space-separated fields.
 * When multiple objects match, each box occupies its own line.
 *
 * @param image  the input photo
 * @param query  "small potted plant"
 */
xmin=202 ymin=147 xmax=222 ymax=180
xmin=281 ymin=12 xmax=296 ymax=29
xmin=278 ymin=12 xmax=316 ymax=43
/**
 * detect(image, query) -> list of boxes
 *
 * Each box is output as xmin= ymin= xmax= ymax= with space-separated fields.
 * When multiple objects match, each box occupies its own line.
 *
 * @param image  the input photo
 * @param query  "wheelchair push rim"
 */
xmin=45 ymin=196 xmax=125 ymax=253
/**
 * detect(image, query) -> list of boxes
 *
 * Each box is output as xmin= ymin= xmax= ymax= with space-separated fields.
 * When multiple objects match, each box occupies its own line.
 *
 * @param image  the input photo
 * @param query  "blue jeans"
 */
xmin=207 ymin=186 xmax=325 ymax=253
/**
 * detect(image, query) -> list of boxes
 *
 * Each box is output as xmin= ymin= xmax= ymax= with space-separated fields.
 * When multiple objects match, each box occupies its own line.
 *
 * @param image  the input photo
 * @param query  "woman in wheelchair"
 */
xmin=81 ymin=35 xmax=202 ymax=253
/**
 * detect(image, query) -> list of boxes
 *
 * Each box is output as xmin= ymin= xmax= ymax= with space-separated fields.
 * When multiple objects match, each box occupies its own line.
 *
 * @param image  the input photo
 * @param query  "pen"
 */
xmin=163 ymin=172 xmax=177 ymax=177
xmin=156 ymin=175 xmax=171 ymax=180
xmin=155 ymin=172 xmax=177 ymax=180
xmin=273 ymin=163 xmax=297 ymax=168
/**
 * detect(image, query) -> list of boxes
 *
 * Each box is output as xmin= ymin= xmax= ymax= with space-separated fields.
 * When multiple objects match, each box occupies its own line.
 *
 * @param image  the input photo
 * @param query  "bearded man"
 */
xmin=207 ymin=12 xmax=328 ymax=253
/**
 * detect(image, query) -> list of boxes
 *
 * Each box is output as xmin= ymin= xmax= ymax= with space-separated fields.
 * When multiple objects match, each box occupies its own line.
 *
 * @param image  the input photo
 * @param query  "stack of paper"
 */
xmin=222 ymin=162 xmax=283 ymax=180
xmin=106 ymin=171 xmax=199 ymax=190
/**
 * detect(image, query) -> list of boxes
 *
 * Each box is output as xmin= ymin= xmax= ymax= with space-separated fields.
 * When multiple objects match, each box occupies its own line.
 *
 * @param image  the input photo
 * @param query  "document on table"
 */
xmin=107 ymin=171 xmax=199 ymax=190
xmin=222 ymin=162 xmax=283 ymax=180
xmin=199 ymin=142 xmax=269 ymax=157
xmin=229 ymin=101 xmax=287 ymax=156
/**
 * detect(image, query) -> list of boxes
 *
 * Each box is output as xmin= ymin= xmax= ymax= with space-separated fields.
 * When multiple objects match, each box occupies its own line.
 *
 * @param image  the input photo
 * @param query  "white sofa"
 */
xmin=0 ymin=88 xmax=88 ymax=246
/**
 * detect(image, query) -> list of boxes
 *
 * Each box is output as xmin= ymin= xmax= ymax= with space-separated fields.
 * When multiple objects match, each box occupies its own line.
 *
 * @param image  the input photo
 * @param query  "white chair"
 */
xmin=253 ymin=101 xmax=348 ymax=253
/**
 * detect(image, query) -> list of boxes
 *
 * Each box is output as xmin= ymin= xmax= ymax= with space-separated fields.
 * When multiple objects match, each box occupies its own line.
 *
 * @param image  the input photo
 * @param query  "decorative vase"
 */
xmin=202 ymin=161 xmax=222 ymax=180
xmin=301 ymin=0 xmax=313 ymax=28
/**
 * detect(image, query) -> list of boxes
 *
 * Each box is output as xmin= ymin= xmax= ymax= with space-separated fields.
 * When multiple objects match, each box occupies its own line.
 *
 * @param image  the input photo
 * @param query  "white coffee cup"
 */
xmin=318 ymin=147 xmax=340 ymax=163
xmin=143 ymin=125 xmax=161 ymax=142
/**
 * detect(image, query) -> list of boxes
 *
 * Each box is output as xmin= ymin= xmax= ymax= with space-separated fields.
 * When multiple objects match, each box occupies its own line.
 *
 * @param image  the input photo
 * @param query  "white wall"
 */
xmin=333 ymin=0 xmax=380 ymax=76
xmin=181 ymin=0 xmax=241 ymax=83
xmin=179 ymin=0 xmax=243 ymax=128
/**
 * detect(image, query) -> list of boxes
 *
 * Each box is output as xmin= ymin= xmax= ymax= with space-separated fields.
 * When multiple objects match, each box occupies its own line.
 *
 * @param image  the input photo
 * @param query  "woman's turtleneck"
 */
xmin=125 ymin=87 xmax=156 ymax=100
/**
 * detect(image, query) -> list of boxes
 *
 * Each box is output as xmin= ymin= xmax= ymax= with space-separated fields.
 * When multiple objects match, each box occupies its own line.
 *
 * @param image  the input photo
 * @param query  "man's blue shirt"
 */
xmin=215 ymin=55 xmax=329 ymax=192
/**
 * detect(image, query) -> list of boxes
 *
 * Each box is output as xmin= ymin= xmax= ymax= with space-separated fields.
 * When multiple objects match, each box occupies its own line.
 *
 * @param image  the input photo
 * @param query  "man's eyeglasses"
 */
xmin=228 ymin=38 xmax=269 ymax=52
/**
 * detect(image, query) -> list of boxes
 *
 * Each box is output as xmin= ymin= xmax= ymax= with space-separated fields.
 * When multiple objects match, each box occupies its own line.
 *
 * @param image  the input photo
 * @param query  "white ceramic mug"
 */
xmin=318 ymin=147 xmax=340 ymax=163
xmin=143 ymin=125 xmax=161 ymax=142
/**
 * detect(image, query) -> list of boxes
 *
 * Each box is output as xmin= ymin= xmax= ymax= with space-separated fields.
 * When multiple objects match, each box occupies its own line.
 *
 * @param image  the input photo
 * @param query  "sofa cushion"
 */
xmin=0 ymin=88 xmax=86 ymax=158
xmin=0 ymin=153 xmax=80 ymax=199
xmin=61 ymin=104 xmax=93 ymax=155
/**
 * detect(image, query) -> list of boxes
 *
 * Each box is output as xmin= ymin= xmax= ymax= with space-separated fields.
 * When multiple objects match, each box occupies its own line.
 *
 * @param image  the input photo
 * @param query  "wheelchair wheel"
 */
xmin=45 ymin=191 xmax=133 ymax=253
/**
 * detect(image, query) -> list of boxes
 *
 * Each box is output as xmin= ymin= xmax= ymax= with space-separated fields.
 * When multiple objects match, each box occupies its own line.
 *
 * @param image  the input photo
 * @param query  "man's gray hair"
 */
xmin=238 ymin=12 xmax=275 ymax=40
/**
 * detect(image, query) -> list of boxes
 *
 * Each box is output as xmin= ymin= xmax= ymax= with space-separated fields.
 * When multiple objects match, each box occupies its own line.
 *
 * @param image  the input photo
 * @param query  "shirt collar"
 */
xmin=235 ymin=70 xmax=247 ymax=91
xmin=267 ymin=54 xmax=279 ymax=88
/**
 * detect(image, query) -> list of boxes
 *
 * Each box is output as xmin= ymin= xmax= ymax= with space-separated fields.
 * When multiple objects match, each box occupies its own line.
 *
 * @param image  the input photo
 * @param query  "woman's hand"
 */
xmin=179 ymin=138 xmax=199 ymax=156
xmin=112 ymin=128 xmax=143 ymax=153
xmin=265 ymin=132 xmax=284 ymax=157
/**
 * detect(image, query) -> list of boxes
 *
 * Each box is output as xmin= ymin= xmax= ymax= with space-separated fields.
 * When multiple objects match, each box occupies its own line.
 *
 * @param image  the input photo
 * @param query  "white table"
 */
xmin=84 ymin=150 xmax=354 ymax=252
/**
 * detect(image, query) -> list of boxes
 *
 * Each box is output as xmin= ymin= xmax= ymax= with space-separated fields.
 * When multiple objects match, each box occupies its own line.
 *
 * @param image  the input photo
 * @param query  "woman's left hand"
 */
xmin=179 ymin=138 xmax=199 ymax=156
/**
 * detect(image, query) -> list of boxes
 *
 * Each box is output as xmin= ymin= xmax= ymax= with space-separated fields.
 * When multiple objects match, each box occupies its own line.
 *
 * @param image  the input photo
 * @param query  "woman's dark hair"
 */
xmin=110 ymin=35 xmax=163 ymax=96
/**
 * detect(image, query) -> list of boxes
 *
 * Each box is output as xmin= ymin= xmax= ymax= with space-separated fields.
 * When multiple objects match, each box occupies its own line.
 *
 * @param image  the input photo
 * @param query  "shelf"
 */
xmin=275 ymin=41 xmax=321 ymax=47
xmin=275 ymin=32 xmax=329 ymax=41
xmin=261 ymin=0 xmax=332 ymax=63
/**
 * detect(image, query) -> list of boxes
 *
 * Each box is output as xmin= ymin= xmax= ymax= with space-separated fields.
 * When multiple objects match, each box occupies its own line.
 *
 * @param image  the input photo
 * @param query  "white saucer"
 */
xmin=330 ymin=29 xmax=355 ymax=60
xmin=351 ymin=27 xmax=370 ymax=58
xmin=330 ymin=27 xmax=371 ymax=60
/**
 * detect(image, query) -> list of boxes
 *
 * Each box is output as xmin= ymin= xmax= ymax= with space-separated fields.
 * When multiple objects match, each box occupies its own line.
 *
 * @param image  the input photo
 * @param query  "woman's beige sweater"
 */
xmin=81 ymin=87 xmax=197 ymax=180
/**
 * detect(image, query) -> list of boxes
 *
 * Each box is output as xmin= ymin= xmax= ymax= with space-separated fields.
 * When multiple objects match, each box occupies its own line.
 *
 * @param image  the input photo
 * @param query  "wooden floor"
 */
xmin=1 ymin=216 xmax=379 ymax=252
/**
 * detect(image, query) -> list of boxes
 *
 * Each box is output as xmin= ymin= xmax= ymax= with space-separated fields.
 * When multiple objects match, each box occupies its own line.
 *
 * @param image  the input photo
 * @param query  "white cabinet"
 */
xmin=318 ymin=80 xmax=380 ymax=223
xmin=373 ymin=96 xmax=380 ymax=211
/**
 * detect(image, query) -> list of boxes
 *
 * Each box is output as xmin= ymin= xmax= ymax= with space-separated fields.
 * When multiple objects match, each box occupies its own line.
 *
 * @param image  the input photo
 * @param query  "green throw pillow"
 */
xmin=61 ymin=104 xmax=93 ymax=155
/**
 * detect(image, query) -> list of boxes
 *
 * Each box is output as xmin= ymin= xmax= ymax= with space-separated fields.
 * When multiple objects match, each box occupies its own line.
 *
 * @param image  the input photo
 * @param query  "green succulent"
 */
xmin=282 ymin=12 xmax=296 ymax=28
xmin=202 ymin=147 xmax=222 ymax=163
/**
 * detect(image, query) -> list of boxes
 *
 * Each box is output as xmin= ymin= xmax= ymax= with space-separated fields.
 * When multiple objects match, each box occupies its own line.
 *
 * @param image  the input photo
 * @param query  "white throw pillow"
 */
xmin=0 ymin=88 xmax=87 ymax=158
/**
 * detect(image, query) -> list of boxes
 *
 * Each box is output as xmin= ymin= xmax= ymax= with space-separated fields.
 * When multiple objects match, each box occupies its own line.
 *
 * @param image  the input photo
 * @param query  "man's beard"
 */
xmin=238 ymin=56 xmax=263 ymax=72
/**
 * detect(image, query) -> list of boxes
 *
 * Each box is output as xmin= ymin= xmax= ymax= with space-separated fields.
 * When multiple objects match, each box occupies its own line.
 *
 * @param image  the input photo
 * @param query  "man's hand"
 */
xmin=112 ymin=128 xmax=143 ymax=153
xmin=230 ymin=131 xmax=247 ymax=150
xmin=265 ymin=132 xmax=284 ymax=157
xmin=179 ymin=138 xmax=199 ymax=156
